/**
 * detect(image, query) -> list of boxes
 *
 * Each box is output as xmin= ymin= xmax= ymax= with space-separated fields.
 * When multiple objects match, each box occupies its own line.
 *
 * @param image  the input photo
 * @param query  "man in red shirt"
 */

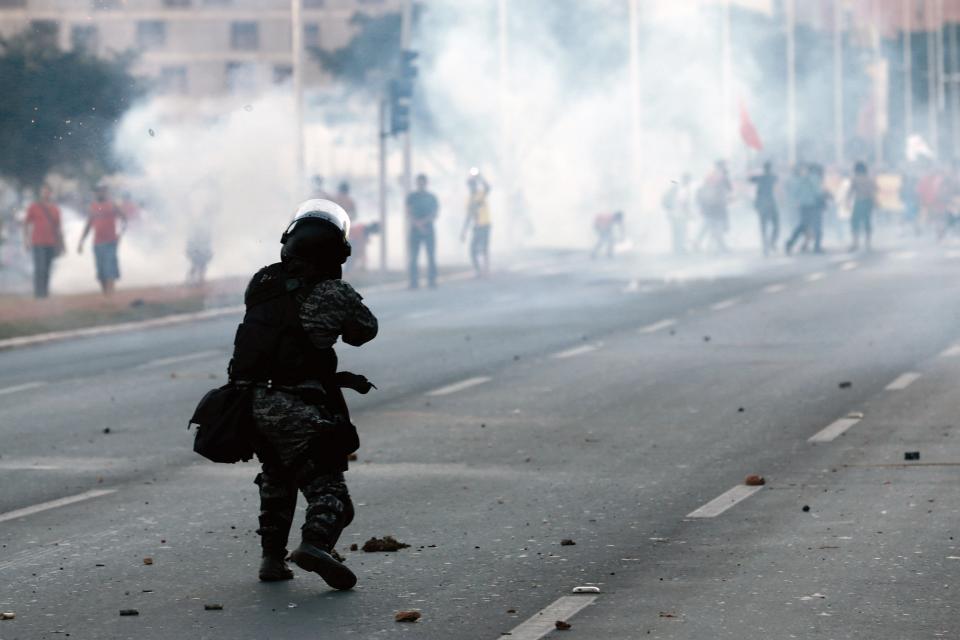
xmin=23 ymin=184 xmax=64 ymax=298
xmin=78 ymin=184 xmax=127 ymax=295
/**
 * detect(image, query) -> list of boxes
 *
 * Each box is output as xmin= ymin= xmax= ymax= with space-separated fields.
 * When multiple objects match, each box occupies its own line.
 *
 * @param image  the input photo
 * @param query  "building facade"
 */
xmin=0 ymin=0 xmax=400 ymax=98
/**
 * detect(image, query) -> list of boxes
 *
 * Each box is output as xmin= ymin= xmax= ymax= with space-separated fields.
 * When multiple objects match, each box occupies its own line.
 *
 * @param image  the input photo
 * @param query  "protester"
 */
xmin=749 ymin=161 xmax=780 ymax=256
xmin=186 ymin=227 xmax=213 ymax=286
xmin=848 ymin=161 xmax=878 ymax=252
xmin=462 ymin=169 xmax=492 ymax=277
xmin=78 ymin=184 xmax=126 ymax=295
xmin=23 ymin=184 xmax=64 ymax=298
xmin=333 ymin=181 xmax=357 ymax=222
xmin=346 ymin=220 xmax=380 ymax=272
xmin=695 ymin=160 xmax=732 ymax=252
xmin=591 ymin=211 xmax=625 ymax=259
xmin=406 ymin=173 xmax=439 ymax=288
xmin=662 ymin=174 xmax=693 ymax=255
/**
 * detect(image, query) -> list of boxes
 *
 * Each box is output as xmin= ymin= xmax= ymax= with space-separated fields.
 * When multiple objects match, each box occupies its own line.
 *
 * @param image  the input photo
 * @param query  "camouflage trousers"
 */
xmin=252 ymin=387 xmax=354 ymax=556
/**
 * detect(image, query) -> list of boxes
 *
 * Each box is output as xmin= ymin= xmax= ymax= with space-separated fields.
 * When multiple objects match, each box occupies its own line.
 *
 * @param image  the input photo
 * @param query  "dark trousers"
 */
xmin=851 ymin=200 xmax=873 ymax=248
xmin=756 ymin=202 xmax=779 ymax=255
xmin=32 ymin=245 xmax=56 ymax=298
xmin=785 ymin=205 xmax=823 ymax=253
xmin=409 ymin=226 xmax=436 ymax=288
xmin=255 ymin=462 xmax=354 ymax=556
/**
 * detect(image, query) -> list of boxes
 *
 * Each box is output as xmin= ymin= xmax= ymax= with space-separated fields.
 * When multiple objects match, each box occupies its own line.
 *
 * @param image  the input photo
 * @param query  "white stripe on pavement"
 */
xmin=639 ymin=318 xmax=677 ymax=334
xmin=0 ymin=489 xmax=116 ymax=525
xmin=763 ymin=283 xmax=786 ymax=294
xmin=686 ymin=484 xmax=763 ymax=518
xmin=710 ymin=298 xmax=740 ymax=311
xmin=892 ymin=250 xmax=917 ymax=260
xmin=808 ymin=416 xmax=862 ymax=443
xmin=940 ymin=344 xmax=960 ymax=357
xmin=886 ymin=372 xmax=921 ymax=391
xmin=805 ymin=272 xmax=826 ymax=282
xmin=136 ymin=350 xmax=221 ymax=370
xmin=0 ymin=381 xmax=48 ymax=396
xmin=504 ymin=595 xmax=598 ymax=640
xmin=839 ymin=261 xmax=859 ymax=271
xmin=426 ymin=376 xmax=492 ymax=397
xmin=552 ymin=344 xmax=598 ymax=359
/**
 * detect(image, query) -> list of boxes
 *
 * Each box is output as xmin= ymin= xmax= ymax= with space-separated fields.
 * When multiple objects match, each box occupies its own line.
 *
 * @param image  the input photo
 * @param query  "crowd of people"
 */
xmin=658 ymin=156 xmax=960 ymax=258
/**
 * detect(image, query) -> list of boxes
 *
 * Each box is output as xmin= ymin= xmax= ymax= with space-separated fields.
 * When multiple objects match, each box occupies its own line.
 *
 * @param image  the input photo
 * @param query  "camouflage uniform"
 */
xmin=251 ymin=279 xmax=377 ymax=556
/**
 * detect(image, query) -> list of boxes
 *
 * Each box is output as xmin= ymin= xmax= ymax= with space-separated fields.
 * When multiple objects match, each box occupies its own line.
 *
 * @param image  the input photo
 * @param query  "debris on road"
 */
xmin=507 ymin=608 xmax=517 ymax=614
xmin=738 ymin=407 xmax=745 ymax=412
xmin=0 ymin=612 xmax=15 ymax=620
xmin=349 ymin=543 xmax=359 ymax=551
xmin=555 ymin=620 xmax=572 ymax=630
xmin=905 ymin=451 xmax=920 ymax=461
xmin=744 ymin=474 xmax=765 ymax=486
xmin=119 ymin=609 xmax=139 ymax=616
xmin=838 ymin=381 xmax=852 ymax=389
xmin=331 ymin=548 xmax=346 ymax=562
xmin=102 ymin=427 xmax=111 ymax=434
xmin=362 ymin=536 xmax=410 ymax=552
xmin=658 ymin=612 xmax=678 ymax=618
xmin=802 ymin=505 xmax=811 ymax=512
xmin=572 ymin=586 xmax=601 ymax=594
xmin=395 ymin=610 xmax=421 ymax=623
xmin=560 ymin=539 xmax=576 ymax=546
xmin=703 ymin=336 xmax=711 ymax=342
xmin=142 ymin=557 xmax=153 ymax=565
xmin=204 ymin=604 xmax=223 ymax=611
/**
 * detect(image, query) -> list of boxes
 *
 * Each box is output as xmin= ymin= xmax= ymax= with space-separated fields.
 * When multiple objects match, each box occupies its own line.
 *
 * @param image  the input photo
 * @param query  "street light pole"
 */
xmin=833 ymin=0 xmax=844 ymax=166
xmin=786 ymin=0 xmax=797 ymax=166
xmin=628 ymin=0 xmax=641 ymax=210
xmin=291 ymin=0 xmax=305 ymax=196
xmin=400 ymin=0 xmax=412 ymax=272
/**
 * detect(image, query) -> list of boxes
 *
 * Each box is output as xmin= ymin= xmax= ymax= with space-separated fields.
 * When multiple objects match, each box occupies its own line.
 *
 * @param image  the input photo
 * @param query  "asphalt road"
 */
xmin=1 ymin=243 xmax=959 ymax=639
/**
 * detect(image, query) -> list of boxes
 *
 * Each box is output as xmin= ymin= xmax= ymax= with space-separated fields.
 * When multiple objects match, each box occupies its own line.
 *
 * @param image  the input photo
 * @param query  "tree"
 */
xmin=310 ymin=10 xmax=416 ymax=90
xmin=0 ymin=30 xmax=142 ymax=194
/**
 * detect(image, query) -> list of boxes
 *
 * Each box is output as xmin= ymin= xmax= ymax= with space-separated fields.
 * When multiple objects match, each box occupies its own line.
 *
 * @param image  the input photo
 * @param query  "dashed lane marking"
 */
xmin=805 ymin=272 xmax=826 ymax=282
xmin=840 ymin=261 xmax=859 ymax=271
xmin=638 ymin=318 xmax=677 ymax=334
xmin=503 ymin=595 xmax=598 ymax=640
xmin=892 ymin=250 xmax=917 ymax=260
xmin=0 ymin=381 xmax=48 ymax=396
xmin=686 ymin=484 xmax=763 ymax=518
xmin=0 ymin=489 xmax=116 ymax=525
xmin=886 ymin=372 xmax=921 ymax=391
xmin=940 ymin=344 xmax=960 ymax=357
xmin=710 ymin=298 xmax=740 ymax=311
xmin=136 ymin=350 xmax=221 ymax=370
xmin=808 ymin=416 xmax=862 ymax=443
xmin=552 ymin=344 xmax=599 ymax=359
xmin=763 ymin=283 xmax=786 ymax=294
xmin=426 ymin=376 xmax=492 ymax=397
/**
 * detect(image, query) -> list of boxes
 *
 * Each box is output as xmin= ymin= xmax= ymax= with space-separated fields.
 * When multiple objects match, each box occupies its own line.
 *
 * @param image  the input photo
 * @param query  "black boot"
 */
xmin=289 ymin=542 xmax=357 ymax=590
xmin=259 ymin=552 xmax=294 ymax=582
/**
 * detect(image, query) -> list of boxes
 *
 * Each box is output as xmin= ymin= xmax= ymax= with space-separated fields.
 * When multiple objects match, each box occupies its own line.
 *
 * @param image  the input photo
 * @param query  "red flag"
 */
xmin=739 ymin=101 xmax=763 ymax=151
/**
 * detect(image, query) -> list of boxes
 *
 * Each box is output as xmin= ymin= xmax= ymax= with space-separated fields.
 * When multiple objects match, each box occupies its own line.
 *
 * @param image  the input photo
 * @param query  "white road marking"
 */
xmin=839 ymin=261 xmax=859 ymax=271
xmin=892 ymin=250 xmax=917 ymax=260
xmin=940 ymin=344 xmax=960 ymax=357
xmin=552 ymin=344 xmax=598 ymax=359
xmin=686 ymin=484 xmax=763 ymax=518
xmin=0 ymin=489 xmax=116 ymax=525
xmin=136 ymin=350 xmax=221 ymax=370
xmin=639 ymin=318 xmax=677 ymax=334
xmin=426 ymin=376 xmax=492 ymax=397
xmin=805 ymin=272 xmax=826 ymax=282
xmin=711 ymin=298 xmax=740 ymax=311
xmin=886 ymin=372 xmax=921 ymax=391
xmin=504 ymin=595 xmax=598 ymax=640
xmin=763 ymin=283 xmax=786 ymax=294
xmin=0 ymin=381 xmax=48 ymax=396
xmin=808 ymin=416 xmax=862 ymax=443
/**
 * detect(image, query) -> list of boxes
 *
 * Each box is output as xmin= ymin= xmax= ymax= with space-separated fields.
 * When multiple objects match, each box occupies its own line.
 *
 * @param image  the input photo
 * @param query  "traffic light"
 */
xmin=389 ymin=50 xmax=418 ymax=136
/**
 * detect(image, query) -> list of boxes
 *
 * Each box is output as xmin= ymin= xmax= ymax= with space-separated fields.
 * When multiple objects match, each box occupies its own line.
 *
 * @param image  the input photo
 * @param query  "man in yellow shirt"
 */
xmin=461 ymin=169 xmax=491 ymax=277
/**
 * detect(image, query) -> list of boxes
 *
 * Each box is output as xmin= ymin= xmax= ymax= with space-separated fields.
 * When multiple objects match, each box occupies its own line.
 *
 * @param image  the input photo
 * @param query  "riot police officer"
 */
xmin=228 ymin=199 xmax=378 ymax=590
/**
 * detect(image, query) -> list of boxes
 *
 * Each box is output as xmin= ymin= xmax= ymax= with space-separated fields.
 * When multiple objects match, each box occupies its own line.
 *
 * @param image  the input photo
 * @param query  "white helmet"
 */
xmin=281 ymin=198 xmax=350 ymax=244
